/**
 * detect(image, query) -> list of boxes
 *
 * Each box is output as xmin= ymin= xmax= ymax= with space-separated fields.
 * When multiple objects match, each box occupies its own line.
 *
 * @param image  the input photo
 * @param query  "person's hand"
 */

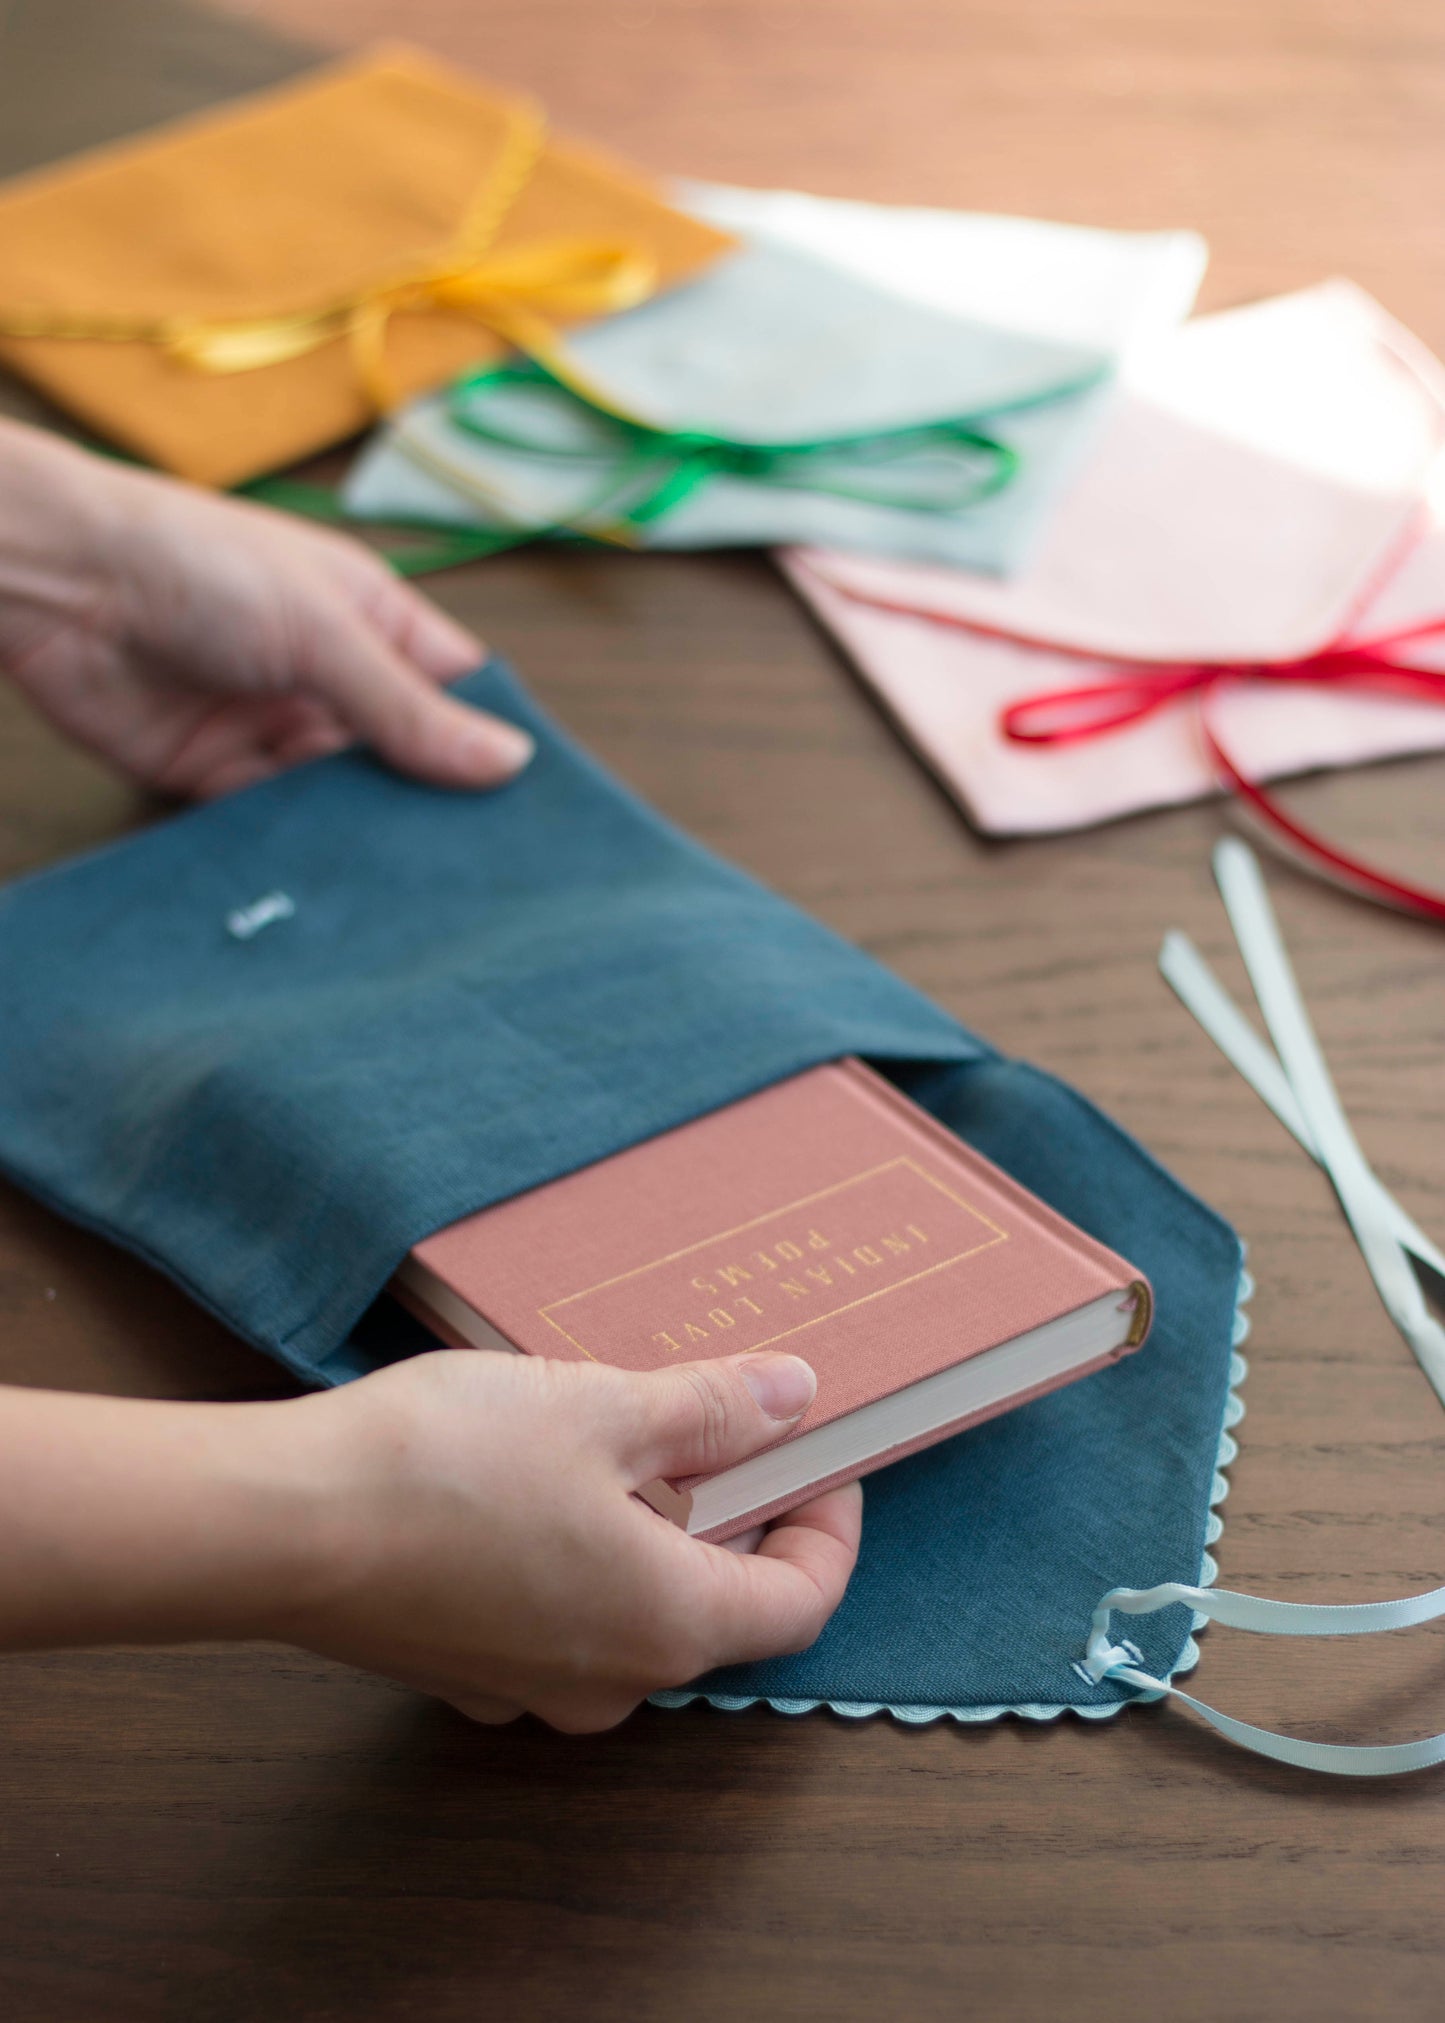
xmin=0 ymin=1341 xmax=859 ymax=1724
xmin=275 ymin=1347 xmax=861 ymax=1730
xmin=0 ymin=419 xmax=532 ymax=797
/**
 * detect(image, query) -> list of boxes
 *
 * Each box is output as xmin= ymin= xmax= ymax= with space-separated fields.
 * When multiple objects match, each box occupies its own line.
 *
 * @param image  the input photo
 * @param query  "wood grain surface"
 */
xmin=0 ymin=0 xmax=1443 ymax=2017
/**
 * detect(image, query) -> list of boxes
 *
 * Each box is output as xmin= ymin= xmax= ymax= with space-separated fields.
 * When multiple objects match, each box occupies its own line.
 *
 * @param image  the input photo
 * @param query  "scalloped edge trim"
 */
xmin=651 ymin=1262 xmax=1253 ymax=1726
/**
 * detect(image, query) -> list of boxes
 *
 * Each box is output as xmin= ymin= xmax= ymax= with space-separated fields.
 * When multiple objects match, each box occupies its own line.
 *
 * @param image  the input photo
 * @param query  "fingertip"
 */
xmin=414 ymin=606 xmax=489 ymax=682
xmin=761 ymin=1480 xmax=863 ymax=1562
xmin=719 ymin=1525 xmax=767 ymax=1556
xmin=297 ymin=593 xmax=502 ymax=787
xmin=755 ymin=1481 xmax=863 ymax=1616
xmin=699 ymin=1481 xmax=863 ymax=1667
xmin=737 ymin=1351 xmax=817 ymax=1422
xmin=389 ymin=582 xmax=488 ymax=680
xmin=456 ymin=713 xmax=535 ymax=785
xmin=403 ymin=699 xmax=535 ymax=790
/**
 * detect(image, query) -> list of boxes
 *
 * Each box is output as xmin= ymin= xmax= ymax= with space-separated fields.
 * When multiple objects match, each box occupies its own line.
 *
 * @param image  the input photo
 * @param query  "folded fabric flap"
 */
xmin=522 ymin=239 xmax=1109 ymax=442
xmin=696 ymin=1055 xmax=1244 ymax=1711
xmin=0 ymin=660 xmax=979 ymax=1380
xmin=673 ymin=181 xmax=1208 ymax=357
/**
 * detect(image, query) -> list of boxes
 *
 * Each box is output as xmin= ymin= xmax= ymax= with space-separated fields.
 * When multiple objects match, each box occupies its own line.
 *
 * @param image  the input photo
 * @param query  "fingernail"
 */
xmin=739 ymin=1352 xmax=817 ymax=1421
xmin=471 ymin=721 xmax=534 ymax=777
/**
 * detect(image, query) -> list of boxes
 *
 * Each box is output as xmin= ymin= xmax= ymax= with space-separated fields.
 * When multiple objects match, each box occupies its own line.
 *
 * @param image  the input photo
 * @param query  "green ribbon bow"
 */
xmin=440 ymin=354 xmax=1027 ymax=536
xmin=249 ymin=352 xmax=1105 ymax=577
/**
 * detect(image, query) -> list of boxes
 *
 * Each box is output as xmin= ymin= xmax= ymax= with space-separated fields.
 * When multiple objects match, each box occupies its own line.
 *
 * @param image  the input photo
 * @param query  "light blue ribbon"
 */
xmin=1081 ymin=840 xmax=1445 ymax=1777
xmin=1159 ymin=927 xmax=1445 ymax=1288
xmin=1080 ymin=1579 xmax=1445 ymax=1776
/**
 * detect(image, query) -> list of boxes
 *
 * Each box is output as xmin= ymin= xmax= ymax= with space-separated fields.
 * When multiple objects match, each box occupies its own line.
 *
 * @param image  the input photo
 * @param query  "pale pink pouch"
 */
xmin=783 ymin=283 xmax=1445 ymax=835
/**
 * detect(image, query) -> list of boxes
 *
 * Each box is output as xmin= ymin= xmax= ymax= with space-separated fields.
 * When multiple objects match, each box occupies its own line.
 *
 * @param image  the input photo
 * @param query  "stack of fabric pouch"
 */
xmin=341 ymin=237 xmax=1115 ymax=575
xmin=0 ymin=662 xmax=1244 ymax=1725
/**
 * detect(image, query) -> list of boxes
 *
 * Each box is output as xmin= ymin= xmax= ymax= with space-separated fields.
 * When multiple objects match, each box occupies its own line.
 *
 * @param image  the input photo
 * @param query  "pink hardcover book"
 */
xmin=392 ymin=1059 xmax=1152 ymax=1542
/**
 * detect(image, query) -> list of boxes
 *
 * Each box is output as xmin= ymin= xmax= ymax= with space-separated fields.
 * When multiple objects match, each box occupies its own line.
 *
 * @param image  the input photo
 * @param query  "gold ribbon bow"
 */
xmin=0 ymin=101 xmax=660 ymax=415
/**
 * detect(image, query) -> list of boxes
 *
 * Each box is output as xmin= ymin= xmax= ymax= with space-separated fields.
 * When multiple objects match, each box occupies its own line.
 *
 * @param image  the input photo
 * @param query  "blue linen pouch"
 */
xmin=0 ymin=660 xmax=1243 ymax=1723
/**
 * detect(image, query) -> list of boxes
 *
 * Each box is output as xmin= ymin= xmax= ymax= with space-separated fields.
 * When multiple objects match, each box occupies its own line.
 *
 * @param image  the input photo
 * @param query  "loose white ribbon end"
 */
xmin=1080 ymin=1577 xmax=1445 ymax=1775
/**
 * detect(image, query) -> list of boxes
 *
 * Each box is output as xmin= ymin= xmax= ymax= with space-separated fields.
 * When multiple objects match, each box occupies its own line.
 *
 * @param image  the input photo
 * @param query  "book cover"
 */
xmin=396 ymin=1058 xmax=1151 ymax=1537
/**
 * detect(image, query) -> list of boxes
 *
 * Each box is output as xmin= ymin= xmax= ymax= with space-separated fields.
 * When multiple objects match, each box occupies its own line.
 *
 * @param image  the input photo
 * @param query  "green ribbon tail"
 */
xmin=240 ymin=476 xmax=537 ymax=577
xmin=240 ymin=350 xmax=1105 ymax=571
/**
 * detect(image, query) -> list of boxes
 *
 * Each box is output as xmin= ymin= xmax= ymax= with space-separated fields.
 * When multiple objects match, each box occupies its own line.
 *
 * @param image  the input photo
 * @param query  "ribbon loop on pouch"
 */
xmin=993 ymin=596 xmax=1445 ymax=924
xmin=1093 ymin=840 xmax=1445 ymax=1778
xmin=439 ymin=355 xmax=1024 ymax=536
xmin=1083 ymin=1578 xmax=1445 ymax=1777
xmin=831 ymin=550 xmax=1445 ymax=923
xmin=0 ymin=102 xmax=662 ymax=419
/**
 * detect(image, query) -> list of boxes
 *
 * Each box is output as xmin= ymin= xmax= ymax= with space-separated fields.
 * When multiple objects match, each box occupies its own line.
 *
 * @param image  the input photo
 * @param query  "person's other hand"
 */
xmin=276 ymin=1347 xmax=861 ymax=1731
xmin=0 ymin=420 xmax=531 ymax=797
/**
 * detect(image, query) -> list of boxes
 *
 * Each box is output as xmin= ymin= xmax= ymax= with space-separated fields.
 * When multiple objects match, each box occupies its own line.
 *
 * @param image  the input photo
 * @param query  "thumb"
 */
xmin=613 ymin=1351 xmax=818 ymax=1485
xmin=299 ymin=600 xmax=534 ymax=789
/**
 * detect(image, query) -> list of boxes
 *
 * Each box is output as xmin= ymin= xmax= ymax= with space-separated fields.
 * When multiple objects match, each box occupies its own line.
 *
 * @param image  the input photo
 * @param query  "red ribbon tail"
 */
xmin=1203 ymin=715 xmax=1445 ymax=925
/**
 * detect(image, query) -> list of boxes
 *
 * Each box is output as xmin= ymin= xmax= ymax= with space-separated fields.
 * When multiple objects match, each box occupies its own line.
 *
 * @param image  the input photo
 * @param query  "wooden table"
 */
xmin=1 ymin=1 xmax=1443 ymax=2015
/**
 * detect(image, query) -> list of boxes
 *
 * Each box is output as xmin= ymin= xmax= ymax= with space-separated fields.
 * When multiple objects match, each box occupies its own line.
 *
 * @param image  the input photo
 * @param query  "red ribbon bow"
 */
xmin=999 ymin=615 xmax=1445 ymax=923
xmin=823 ymin=505 xmax=1445 ymax=924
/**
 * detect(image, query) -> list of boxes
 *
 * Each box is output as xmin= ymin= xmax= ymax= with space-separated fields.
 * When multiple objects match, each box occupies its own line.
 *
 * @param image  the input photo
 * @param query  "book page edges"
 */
xmin=393 ymin=1258 xmax=1147 ymax=1539
xmin=392 ymin=1262 xmax=520 ymax=1353
xmin=686 ymin=1281 xmax=1143 ymax=1538
xmin=693 ymin=1338 xmax=1133 ymax=1542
